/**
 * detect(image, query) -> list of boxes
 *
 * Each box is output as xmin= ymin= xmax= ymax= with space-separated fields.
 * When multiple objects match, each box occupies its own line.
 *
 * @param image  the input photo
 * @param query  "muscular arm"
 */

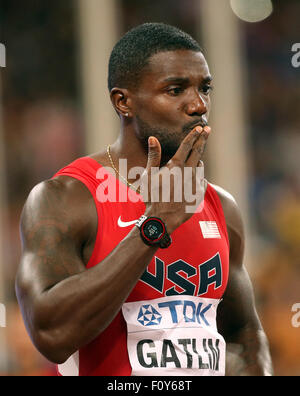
xmin=16 ymin=177 xmax=159 ymax=364
xmin=213 ymin=185 xmax=273 ymax=376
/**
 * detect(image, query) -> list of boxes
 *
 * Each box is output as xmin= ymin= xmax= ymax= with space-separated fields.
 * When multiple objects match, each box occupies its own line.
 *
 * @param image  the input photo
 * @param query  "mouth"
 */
xmin=184 ymin=119 xmax=208 ymax=133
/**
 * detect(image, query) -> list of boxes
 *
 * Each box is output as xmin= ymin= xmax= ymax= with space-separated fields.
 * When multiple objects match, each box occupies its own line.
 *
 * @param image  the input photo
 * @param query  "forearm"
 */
xmin=22 ymin=228 xmax=158 ymax=363
xmin=225 ymin=327 xmax=273 ymax=376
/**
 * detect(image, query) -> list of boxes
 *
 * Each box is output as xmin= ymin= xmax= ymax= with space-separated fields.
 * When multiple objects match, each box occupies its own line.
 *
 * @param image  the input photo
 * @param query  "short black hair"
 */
xmin=108 ymin=23 xmax=202 ymax=91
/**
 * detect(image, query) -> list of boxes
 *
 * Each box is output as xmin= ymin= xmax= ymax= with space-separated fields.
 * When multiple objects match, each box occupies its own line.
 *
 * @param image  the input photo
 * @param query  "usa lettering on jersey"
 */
xmin=140 ymin=253 xmax=223 ymax=296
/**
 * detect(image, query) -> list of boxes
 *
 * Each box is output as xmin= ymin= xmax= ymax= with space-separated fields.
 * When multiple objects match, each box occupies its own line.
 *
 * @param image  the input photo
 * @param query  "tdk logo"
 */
xmin=137 ymin=300 xmax=212 ymax=327
xmin=138 ymin=305 xmax=162 ymax=326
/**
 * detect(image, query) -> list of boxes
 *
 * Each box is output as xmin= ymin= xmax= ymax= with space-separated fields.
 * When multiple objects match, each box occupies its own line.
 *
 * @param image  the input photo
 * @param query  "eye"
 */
xmin=167 ymin=86 xmax=184 ymax=96
xmin=201 ymin=84 xmax=214 ymax=95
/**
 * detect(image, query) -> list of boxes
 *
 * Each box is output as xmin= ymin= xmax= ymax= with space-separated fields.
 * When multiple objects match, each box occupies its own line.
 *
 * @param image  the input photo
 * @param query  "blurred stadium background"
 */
xmin=0 ymin=0 xmax=299 ymax=376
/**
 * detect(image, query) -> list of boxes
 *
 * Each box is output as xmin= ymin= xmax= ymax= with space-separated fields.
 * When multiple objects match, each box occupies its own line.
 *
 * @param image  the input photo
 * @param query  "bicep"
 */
xmin=17 ymin=226 xmax=85 ymax=297
xmin=16 ymin=180 xmax=88 ymax=315
xmin=217 ymin=263 xmax=261 ymax=341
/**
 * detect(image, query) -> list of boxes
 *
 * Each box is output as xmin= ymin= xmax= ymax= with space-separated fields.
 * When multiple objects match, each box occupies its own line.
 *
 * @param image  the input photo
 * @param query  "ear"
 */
xmin=110 ymin=88 xmax=132 ymax=118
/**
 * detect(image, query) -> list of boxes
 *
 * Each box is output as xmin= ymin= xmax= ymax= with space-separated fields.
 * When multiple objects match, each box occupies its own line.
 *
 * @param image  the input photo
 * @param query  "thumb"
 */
xmin=146 ymin=136 xmax=161 ymax=171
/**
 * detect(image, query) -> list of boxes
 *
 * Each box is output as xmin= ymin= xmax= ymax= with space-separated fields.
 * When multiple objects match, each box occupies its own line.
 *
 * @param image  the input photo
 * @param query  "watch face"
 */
xmin=143 ymin=219 xmax=164 ymax=241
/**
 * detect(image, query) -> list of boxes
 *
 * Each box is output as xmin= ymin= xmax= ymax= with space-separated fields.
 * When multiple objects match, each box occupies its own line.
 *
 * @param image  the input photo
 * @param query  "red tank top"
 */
xmin=53 ymin=156 xmax=229 ymax=376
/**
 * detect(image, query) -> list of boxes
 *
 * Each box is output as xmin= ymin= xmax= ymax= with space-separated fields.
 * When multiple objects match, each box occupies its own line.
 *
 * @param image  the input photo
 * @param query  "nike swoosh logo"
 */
xmin=118 ymin=217 xmax=138 ymax=228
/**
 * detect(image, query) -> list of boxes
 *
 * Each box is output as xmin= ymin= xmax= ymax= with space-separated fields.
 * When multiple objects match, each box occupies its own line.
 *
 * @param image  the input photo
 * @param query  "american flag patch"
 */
xmin=199 ymin=221 xmax=221 ymax=239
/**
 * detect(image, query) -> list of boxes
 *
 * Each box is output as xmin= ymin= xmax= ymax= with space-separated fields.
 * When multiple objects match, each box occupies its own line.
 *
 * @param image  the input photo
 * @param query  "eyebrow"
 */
xmin=162 ymin=76 xmax=213 ymax=84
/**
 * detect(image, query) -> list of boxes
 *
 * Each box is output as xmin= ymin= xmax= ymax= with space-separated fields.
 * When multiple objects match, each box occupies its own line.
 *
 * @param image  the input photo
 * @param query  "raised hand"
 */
xmin=142 ymin=125 xmax=211 ymax=233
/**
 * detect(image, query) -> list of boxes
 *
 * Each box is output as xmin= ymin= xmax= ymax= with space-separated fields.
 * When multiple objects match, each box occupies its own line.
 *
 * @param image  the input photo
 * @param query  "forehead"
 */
xmin=140 ymin=50 xmax=210 ymax=85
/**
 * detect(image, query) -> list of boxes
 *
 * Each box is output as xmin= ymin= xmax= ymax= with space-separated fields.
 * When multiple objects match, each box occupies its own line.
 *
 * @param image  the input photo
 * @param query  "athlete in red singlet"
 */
xmin=16 ymin=23 xmax=273 ymax=376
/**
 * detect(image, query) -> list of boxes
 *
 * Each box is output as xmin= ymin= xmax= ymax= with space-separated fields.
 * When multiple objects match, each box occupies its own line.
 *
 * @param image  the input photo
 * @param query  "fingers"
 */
xmin=172 ymin=125 xmax=211 ymax=166
xmin=172 ymin=126 xmax=202 ymax=164
xmin=145 ymin=125 xmax=211 ymax=173
xmin=186 ymin=126 xmax=211 ymax=167
xmin=146 ymin=136 xmax=162 ymax=172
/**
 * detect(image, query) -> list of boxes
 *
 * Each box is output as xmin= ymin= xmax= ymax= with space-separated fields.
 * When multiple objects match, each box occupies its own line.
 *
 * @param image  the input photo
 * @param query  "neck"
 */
xmin=108 ymin=131 xmax=149 ymax=187
xmin=111 ymin=133 xmax=148 ymax=168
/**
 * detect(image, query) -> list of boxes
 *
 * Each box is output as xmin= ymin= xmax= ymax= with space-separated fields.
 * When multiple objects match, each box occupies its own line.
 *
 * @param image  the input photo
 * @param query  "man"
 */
xmin=16 ymin=23 xmax=273 ymax=376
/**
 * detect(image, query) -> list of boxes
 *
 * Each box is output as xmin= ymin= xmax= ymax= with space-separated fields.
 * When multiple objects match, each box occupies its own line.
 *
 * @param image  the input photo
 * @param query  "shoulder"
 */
xmin=23 ymin=176 xmax=95 ymax=221
xmin=209 ymin=183 xmax=245 ymax=261
xmin=21 ymin=176 xmax=97 ymax=248
xmin=209 ymin=183 xmax=243 ymax=232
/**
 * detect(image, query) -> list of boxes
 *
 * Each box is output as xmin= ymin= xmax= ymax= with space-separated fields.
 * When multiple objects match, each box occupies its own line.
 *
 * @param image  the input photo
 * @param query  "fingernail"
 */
xmin=204 ymin=126 xmax=211 ymax=134
xmin=195 ymin=126 xmax=203 ymax=134
xmin=148 ymin=137 xmax=156 ymax=147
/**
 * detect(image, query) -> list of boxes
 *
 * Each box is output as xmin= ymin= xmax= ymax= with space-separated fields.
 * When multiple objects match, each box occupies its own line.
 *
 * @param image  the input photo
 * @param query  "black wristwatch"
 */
xmin=135 ymin=215 xmax=172 ymax=249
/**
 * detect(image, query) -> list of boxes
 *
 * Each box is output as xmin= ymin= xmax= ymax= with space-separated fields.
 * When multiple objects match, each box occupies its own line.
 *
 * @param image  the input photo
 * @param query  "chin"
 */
xmin=159 ymin=144 xmax=179 ymax=167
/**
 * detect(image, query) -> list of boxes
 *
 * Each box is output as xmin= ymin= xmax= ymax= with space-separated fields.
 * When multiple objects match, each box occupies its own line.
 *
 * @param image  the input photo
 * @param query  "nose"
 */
xmin=186 ymin=90 xmax=208 ymax=117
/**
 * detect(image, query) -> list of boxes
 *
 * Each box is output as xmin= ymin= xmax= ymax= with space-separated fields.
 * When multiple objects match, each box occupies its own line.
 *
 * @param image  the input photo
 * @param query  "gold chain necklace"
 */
xmin=106 ymin=145 xmax=140 ymax=193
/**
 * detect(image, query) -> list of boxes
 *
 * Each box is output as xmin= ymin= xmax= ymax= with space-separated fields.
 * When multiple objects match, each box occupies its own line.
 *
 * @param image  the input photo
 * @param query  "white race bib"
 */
xmin=122 ymin=295 xmax=226 ymax=376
